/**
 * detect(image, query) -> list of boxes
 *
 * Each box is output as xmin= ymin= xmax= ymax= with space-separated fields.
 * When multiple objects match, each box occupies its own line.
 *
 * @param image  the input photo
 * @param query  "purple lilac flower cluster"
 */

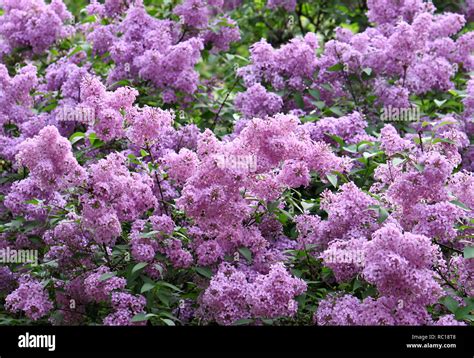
xmin=86 ymin=0 xmax=240 ymax=102
xmin=0 ymin=0 xmax=472 ymax=327
xmin=0 ymin=0 xmax=73 ymax=57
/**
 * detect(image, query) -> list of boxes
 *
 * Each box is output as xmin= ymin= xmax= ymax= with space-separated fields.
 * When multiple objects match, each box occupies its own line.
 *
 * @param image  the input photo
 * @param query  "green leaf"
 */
xmin=434 ymin=99 xmax=447 ymax=107
xmin=195 ymin=267 xmax=213 ymax=279
xmin=67 ymin=45 xmax=84 ymax=58
xmin=327 ymin=134 xmax=345 ymax=147
xmin=377 ymin=207 xmax=389 ymax=224
xmin=362 ymin=67 xmax=372 ymax=76
xmin=326 ymin=173 xmax=338 ymax=188
xmin=238 ymin=247 xmax=252 ymax=263
xmin=131 ymin=313 xmax=148 ymax=323
xmin=160 ymin=311 xmax=179 ymax=321
xmin=450 ymin=200 xmax=470 ymax=212
xmin=69 ymin=132 xmax=85 ymax=145
xmin=291 ymin=268 xmax=303 ymax=278
xmin=233 ymin=318 xmax=254 ymax=325
xmin=81 ymin=15 xmax=97 ymax=24
xmin=88 ymin=133 xmax=97 ymax=146
xmin=413 ymin=163 xmax=425 ymax=172
xmin=277 ymin=212 xmax=289 ymax=225
xmin=308 ymin=89 xmax=320 ymax=100
xmin=40 ymin=101 xmax=58 ymax=112
xmin=435 ymin=120 xmax=456 ymax=128
xmin=455 ymin=305 xmax=473 ymax=320
xmin=321 ymin=83 xmax=333 ymax=92
xmin=432 ymin=138 xmax=455 ymax=145
xmin=392 ymin=158 xmax=405 ymax=167
xmin=99 ymin=272 xmax=117 ymax=282
xmin=368 ymin=205 xmax=389 ymax=224
xmin=362 ymin=151 xmax=383 ymax=159
xmin=157 ymin=291 xmax=171 ymax=306
xmin=448 ymin=89 xmax=459 ymax=97
xmin=327 ymin=63 xmax=344 ymax=72
xmin=357 ymin=140 xmax=375 ymax=149
xmin=329 ymin=106 xmax=343 ymax=116
xmin=91 ymin=138 xmax=105 ymax=149
xmin=278 ymin=208 xmax=294 ymax=221
xmin=157 ymin=281 xmax=182 ymax=292
xmin=131 ymin=262 xmax=148 ymax=275
xmin=140 ymin=230 xmax=160 ymax=239
xmin=267 ymin=200 xmax=280 ymax=213
xmin=464 ymin=246 xmax=474 ymax=259
xmin=127 ymin=153 xmax=140 ymax=165
xmin=440 ymin=296 xmax=458 ymax=313
xmin=140 ymin=282 xmax=155 ymax=294
xmin=342 ymin=144 xmax=358 ymax=154
xmin=161 ymin=318 xmax=175 ymax=326
xmin=353 ymin=280 xmax=363 ymax=291
xmin=301 ymin=200 xmax=316 ymax=212
xmin=108 ymin=79 xmax=132 ymax=88
xmin=293 ymin=93 xmax=305 ymax=109
xmin=314 ymin=101 xmax=326 ymax=110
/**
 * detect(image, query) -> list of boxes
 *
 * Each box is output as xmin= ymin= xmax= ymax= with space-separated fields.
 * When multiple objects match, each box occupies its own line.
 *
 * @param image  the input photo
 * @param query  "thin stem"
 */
xmin=213 ymin=77 xmax=239 ymax=123
xmin=145 ymin=142 xmax=170 ymax=216
xmin=102 ymin=244 xmax=112 ymax=267
xmin=295 ymin=3 xmax=306 ymax=35
xmin=402 ymin=65 xmax=408 ymax=88
xmin=435 ymin=267 xmax=460 ymax=293
xmin=334 ymin=48 xmax=361 ymax=112
xmin=313 ymin=4 xmax=324 ymax=33
xmin=418 ymin=132 xmax=424 ymax=153
xmin=177 ymin=27 xmax=188 ymax=43
xmin=434 ymin=240 xmax=463 ymax=254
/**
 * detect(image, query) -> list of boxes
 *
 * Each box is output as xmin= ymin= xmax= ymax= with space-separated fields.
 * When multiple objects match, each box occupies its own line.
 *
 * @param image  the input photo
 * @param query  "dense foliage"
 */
xmin=0 ymin=0 xmax=473 ymax=326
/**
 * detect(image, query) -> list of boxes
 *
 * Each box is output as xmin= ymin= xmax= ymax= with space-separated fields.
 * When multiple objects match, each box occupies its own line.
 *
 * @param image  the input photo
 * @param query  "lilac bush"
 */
xmin=0 ymin=0 xmax=472 ymax=327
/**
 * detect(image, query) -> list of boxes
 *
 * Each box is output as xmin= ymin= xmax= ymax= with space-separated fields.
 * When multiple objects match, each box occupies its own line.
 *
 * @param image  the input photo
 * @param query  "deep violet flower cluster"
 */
xmin=0 ymin=0 xmax=472 ymax=328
